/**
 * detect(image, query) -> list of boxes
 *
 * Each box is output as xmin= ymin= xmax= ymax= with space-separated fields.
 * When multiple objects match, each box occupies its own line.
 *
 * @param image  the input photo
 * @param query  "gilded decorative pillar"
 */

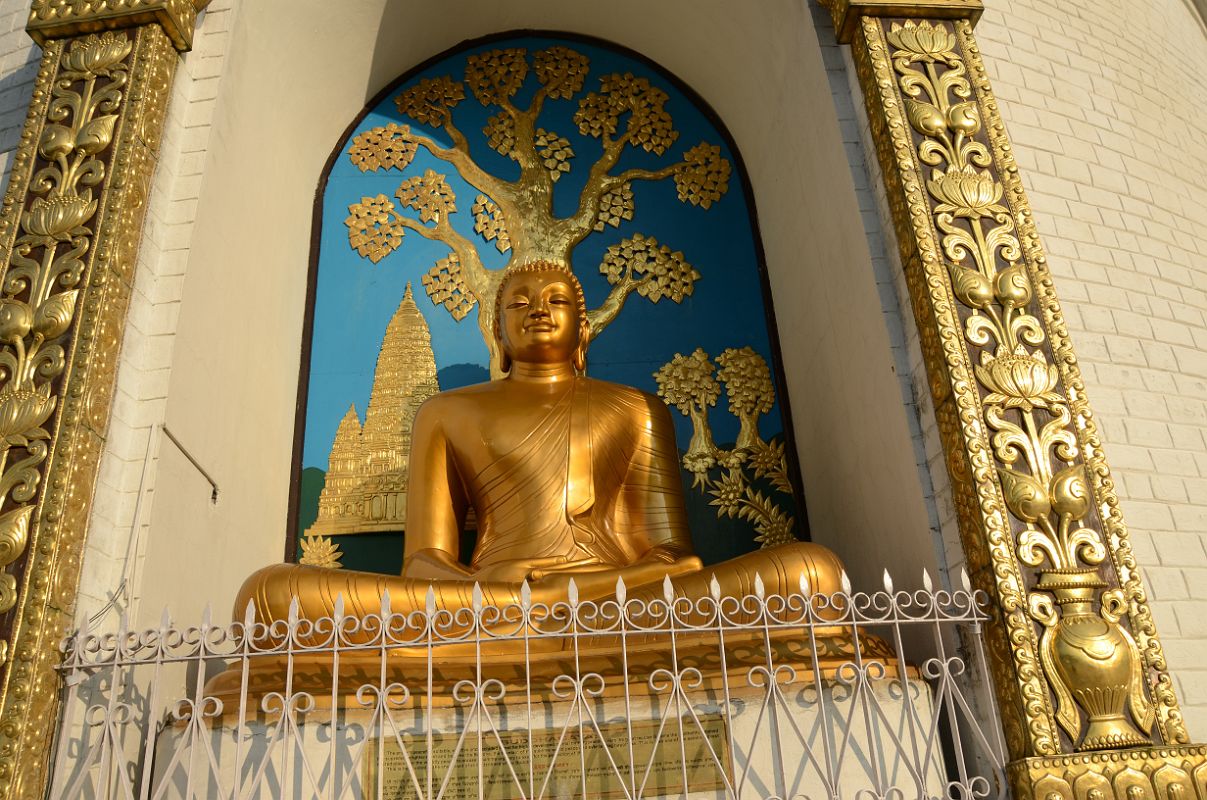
xmin=821 ymin=0 xmax=1207 ymax=796
xmin=0 ymin=2 xmax=204 ymax=797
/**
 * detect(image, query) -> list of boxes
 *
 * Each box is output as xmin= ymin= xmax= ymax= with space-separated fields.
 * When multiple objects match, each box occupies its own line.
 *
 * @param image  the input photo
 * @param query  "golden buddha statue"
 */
xmin=236 ymin=260 xmax=845 ymax=627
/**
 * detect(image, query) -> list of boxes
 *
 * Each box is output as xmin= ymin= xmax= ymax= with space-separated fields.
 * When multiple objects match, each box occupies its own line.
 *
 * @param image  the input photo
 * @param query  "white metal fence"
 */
xmin=50 ymin=570 xmax=1005 ymax=800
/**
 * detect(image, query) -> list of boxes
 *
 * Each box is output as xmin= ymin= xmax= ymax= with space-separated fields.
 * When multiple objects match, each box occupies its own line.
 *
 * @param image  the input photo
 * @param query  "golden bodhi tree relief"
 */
xmin=298 ymin=35 xmax=809 ymax=571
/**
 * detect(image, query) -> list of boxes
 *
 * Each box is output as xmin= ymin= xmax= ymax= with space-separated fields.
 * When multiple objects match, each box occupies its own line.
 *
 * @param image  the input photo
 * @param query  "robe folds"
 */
xmin=466 ymin=378 xmax=689 ymax=573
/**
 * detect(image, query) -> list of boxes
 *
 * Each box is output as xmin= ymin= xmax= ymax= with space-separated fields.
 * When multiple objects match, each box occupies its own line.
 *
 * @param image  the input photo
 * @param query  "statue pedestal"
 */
xmin=150 ymin=672 xmax=946 ymax=799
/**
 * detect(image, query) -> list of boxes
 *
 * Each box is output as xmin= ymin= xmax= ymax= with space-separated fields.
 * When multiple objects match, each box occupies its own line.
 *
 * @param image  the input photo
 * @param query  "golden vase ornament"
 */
xmin=1033 ymin=569 xmax=1154 ymax=751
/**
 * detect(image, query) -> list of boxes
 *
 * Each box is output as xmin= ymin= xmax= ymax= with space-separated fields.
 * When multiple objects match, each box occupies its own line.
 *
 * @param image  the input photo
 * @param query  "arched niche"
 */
xmin=134 ymin=1 xmax=941 ymax=622
xmin=293 ymin=33 xmax=812 ymax=571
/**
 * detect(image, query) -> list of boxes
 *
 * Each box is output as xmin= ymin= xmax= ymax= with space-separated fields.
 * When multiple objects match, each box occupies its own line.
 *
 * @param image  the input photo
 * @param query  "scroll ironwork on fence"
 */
xmin=50 ymin=570 xmax=1005 ymax=800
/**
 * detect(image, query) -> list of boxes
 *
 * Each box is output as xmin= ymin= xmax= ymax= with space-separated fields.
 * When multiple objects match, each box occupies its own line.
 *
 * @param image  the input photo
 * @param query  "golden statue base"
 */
xmin=1008 ymin=745 xmax=1207 ymax=800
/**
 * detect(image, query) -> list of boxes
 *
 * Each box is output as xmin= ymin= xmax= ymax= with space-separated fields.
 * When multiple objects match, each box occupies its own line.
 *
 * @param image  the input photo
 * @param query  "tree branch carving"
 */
xmin=343 ymin=46 xmax=732 ymax=375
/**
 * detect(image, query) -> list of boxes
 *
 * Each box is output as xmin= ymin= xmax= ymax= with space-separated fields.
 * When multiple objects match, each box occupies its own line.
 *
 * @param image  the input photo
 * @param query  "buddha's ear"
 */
xmin=499 ymin=349 xmax=512 ymax=375
xmin=572 ymin=327 xmax=589 ymax=374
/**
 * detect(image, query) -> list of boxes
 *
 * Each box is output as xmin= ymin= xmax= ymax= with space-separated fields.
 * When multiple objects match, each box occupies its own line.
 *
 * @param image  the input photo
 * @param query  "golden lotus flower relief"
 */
xmin=927 ymin=166 xmax=1007 ymax=219
xmin=299 ymin=534 xmax=343 ymax=569
xmin=976 ymin=346 xmax=1063 ymax=412
xmin=60 ymin=30 xmax=132 ymax=77
xmin=884 ymin=15 xmax=1170 ymax=754
xmin=886 ymin=20 xmax=958 ymax=63
xmin=0 ymin=385 xmax=55 ymax=445
xmin=21 ymin=193 xmax=98 ymax=240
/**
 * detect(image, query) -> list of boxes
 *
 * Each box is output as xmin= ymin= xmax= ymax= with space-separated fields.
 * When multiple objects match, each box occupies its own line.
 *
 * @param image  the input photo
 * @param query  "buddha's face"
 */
xmin=498 ymin=269 xmax=582 ymax=365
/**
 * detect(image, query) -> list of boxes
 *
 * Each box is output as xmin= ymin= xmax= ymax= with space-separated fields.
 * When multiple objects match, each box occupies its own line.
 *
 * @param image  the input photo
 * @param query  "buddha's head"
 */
xmin=494 ymin=260 xmax=590 ymax=374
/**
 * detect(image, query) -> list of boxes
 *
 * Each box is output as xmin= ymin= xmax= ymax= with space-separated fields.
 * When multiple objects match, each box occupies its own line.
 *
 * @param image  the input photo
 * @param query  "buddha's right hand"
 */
xmin=471 ymin=556 xmax=579 ymax=584
xmin=402 ymin=549 xmax=475 ymax=581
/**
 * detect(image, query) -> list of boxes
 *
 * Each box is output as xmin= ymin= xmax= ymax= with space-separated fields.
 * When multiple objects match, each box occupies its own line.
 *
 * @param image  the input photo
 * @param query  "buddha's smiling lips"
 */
xmin=524 ymin=322 xmax=555 ymax=333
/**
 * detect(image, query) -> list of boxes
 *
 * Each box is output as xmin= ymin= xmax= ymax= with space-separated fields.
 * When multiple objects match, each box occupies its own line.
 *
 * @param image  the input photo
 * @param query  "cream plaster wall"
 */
xmin=125 ymin=0 xmax=941 ymax=626
xmin=78 ymin=0 xmax=241 ymax=621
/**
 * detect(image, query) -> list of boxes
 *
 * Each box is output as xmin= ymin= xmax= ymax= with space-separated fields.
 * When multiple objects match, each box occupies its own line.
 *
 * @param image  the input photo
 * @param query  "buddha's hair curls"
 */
xmin=493 ymin=259 xmax=590 ymax=374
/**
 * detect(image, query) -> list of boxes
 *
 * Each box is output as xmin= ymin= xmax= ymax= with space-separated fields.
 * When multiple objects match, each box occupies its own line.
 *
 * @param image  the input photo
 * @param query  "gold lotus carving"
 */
xmin=884 ymin=17 xmax=1160 ymax=753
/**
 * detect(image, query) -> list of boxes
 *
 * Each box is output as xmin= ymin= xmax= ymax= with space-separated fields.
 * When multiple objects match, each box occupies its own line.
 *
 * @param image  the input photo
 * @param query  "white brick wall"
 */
xmin=0 ymin=1 xmax=39 ymax=183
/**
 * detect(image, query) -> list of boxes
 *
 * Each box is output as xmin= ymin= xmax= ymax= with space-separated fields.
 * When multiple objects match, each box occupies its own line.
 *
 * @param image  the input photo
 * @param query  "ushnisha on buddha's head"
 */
xmin=493 ymin=260 xmax=590 ymax=374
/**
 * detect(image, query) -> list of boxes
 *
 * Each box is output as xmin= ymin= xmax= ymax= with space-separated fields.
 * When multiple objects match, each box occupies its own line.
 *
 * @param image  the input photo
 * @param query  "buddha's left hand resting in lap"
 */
xmin=238 ymin=260 xmax=844 ymax=624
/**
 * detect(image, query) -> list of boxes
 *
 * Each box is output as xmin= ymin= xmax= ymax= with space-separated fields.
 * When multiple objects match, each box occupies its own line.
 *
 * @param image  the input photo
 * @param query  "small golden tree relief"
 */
xmin=342 ymin=46 xmax=731 ymax=376
xmin=885 ymin=19 xmax=1157 ymax=750
xmin=655 ymin=347 xmax=797 ymax=548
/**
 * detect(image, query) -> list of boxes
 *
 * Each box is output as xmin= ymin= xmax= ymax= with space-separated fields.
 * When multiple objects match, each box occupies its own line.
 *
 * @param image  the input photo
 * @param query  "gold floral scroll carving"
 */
xmin=827 ymin=2 xmax=1207 ymax=797
xmin=0 ymin=3 xmax=191 ymax=794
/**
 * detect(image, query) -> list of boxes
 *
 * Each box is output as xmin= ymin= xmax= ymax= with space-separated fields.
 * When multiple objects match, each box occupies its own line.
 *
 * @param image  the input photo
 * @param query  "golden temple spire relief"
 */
xmin=305 ymin=283 xmax=439 ymax=541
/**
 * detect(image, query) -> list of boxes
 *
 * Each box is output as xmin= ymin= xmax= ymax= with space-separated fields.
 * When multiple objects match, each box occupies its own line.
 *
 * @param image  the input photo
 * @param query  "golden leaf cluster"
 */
xmin=394 ymin=76 xmax=465 ymax=127
xmin=465 ymin=48 xmax=528 ymax=106
xmin=574 ymin=73 xmax=678 ymax=155
xmin=704 ymin=460 xmax=795 ymax=546
xmin=716 ymin=346 xmax=775 ymax=418
xmin=534 ymin=129 xmax=573 ymax=181
xmin=395 ymin=169 xmax=456 ymax=223
xmin=422 ymin=254 xmax=477 ymax=321
xmin=601 ymin=233 xmax=699 ymax=303
xmin=653 ymin=347 xmax=719 ymax=413
xmin=345 ymin=195 xmax=402 ymax=264
xmin=483 ymin=112 xmax=516 ymax=157
xmin=675 ymin=143 xmax=731 ymax=209
xmin=472 ymin=195 xmax=511 ymax=253
xmin=533 ymin=46 xmax=590 ymax=99
xmin=347 ymin=123 xmax=418 ymax=172
xmin=594 ymin=183 xmax=634 ymax=231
